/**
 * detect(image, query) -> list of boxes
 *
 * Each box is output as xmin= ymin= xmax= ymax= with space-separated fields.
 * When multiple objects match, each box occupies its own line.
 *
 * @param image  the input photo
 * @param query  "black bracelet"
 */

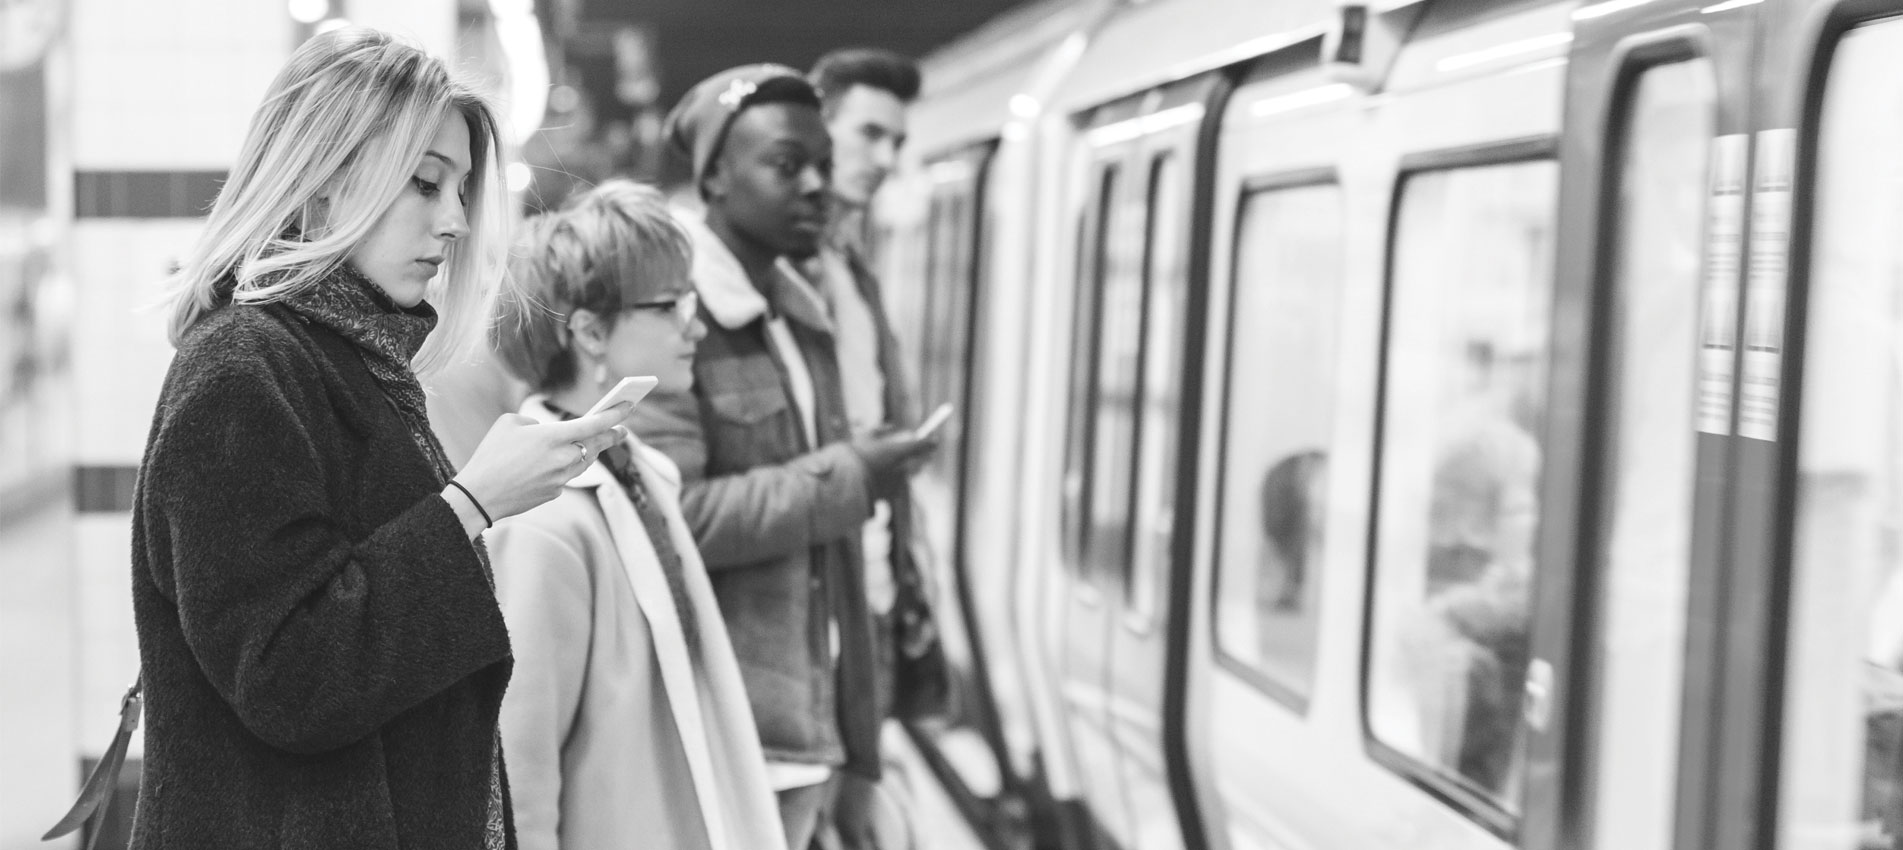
xmin=447 ymin=480 xmax=493 ymax=529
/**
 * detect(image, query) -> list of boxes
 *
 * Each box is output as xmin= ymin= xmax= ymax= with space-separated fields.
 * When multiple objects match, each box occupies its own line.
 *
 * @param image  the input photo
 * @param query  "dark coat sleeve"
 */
xmin=143 ymin=336 xmax=511 ymax=756
xmin=632 ymin=384 xmax=873 ymax=570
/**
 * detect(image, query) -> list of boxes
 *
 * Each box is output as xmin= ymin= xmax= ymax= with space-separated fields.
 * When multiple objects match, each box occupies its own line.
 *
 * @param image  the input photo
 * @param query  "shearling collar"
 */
xmin=674 ymin=210 xmax=834 ymax=335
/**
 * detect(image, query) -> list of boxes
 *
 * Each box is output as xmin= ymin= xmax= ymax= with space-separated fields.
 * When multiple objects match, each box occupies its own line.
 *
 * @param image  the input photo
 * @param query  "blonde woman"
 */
xmin=489 ymin=180 xmax=785 ymax=850
xmin=130 ymin=29 xmax=632 ymax=848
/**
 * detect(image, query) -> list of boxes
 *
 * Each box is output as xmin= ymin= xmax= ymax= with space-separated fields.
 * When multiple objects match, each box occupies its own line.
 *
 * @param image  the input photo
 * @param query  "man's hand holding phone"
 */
xmin=912 ymin=402 xmax=954 ymax=441
xmin=851 ymin=403 xmax=951 ymax=498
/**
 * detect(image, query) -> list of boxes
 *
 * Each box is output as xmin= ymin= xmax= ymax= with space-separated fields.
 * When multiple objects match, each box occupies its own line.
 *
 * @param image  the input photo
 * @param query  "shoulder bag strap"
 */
xmin=44 ymin=674 xmax=142 ymax=849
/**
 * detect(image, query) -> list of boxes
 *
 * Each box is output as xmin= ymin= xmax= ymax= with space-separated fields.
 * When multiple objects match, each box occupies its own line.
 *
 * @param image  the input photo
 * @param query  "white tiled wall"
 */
xmin=346 ymin=0 xmax=458 ymax=61
xmin=75 ymin=515 xmax=141 ymax=761
xmin=68 ymin=221 xmax=199 ymax=466
xmin=71 ymin=0 xmax=289 ymax=171
xmin=0 ymin=506 xmax=80 ymax=850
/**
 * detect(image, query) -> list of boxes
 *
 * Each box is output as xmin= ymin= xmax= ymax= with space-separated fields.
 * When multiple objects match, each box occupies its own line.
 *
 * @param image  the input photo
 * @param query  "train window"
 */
xmin=1366 ymin=157 xmax=1558 ymax=816
xmin=1210 ymin=181 xmax=1344 ymax=710
xmin=1126 ymin=153 xmax=1188 ymax=623
xmin=1780 ymin=17 xmax=1903 ymax=848
xmin=1589 ymin=57 xmax=1714 ymax=850
xmin=1062 ymin=166 xmax=1119 ymax=575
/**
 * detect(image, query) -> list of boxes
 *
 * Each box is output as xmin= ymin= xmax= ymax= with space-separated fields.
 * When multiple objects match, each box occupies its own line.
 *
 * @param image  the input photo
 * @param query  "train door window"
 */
xmin=1062 ymin=166 xmax=1120 ymax=573
xmin=920 ymin=194 xmax=950 ymax=405
xmin=1085 ymin=167 xmax=1151 ymax=582
xmin=1780 ymin=17 xmax=1903 ymax=848
xmin=1126 ymin=153 xmax=1187 ymax=624
xmin=1210 ymin=180 xmax=1344 ymax=710
xmin=922 ymin=183 xmax=977 ymax=482
xmin=1366 ymin=157 xmax=1559 ymax=819
xmin=1589 ymin=57 xmax=1714 ymax=850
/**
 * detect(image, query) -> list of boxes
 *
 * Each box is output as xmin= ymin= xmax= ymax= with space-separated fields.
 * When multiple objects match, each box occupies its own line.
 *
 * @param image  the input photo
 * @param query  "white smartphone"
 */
xmin=586 ymin=375 xmax=659 ymax=418
xmin=913 ymin=402 xmax=955 ymax=440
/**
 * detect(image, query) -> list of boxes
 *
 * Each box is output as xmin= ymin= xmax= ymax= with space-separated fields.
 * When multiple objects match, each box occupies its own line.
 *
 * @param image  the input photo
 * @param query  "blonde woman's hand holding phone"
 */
xmin=450 ymin=403 xmax=635 ymax=526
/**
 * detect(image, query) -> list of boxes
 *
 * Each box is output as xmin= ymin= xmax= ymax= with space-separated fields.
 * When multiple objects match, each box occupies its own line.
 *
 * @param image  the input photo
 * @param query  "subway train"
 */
xmin=863 ymin=0 xmax=1903 ymax=848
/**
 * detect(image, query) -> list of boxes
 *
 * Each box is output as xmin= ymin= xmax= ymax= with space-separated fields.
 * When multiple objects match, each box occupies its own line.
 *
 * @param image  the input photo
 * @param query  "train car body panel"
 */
xmin=907 ymin=0 xmax=1106 ymax=155
xmin=1047 ymin=0 xmax=1335 ymax=115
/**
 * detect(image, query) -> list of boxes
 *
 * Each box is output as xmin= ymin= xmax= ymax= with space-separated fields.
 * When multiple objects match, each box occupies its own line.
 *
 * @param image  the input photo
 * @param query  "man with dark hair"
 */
xmin=805 ymin=47 xmax=932 ymax=850
xmin=810 ymin=48 xmax=920 ymax=244
xmin=642 ymin=64 xmax=937 ymax=850
xmin=812 ymin=47 xmax=922 ymax=101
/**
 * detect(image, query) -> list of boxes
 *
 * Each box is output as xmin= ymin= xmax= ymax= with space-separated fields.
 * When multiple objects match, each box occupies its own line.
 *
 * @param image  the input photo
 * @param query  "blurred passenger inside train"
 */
xmin=129 ymin=28 xmax=635 ymax=847
xmin=1865 ymin=676 xmax=1903 ymax=850
xmin=1416 ymin=418 xmax=1539 ymax=796
xmin=487 ymin=180 xmax=786 ymax=850
xmin=806 ymin=47 xmax=944 ymax=850
xmin=1258 ymin=450 xmax=1328 ymax=614
xmin=1426 ymin=415 xmax=1540 ymax=594
xmin=1861 ymin=564 xmax=1903 ymax=844
xmin=641 ymin=63 xmax=939 ymax=850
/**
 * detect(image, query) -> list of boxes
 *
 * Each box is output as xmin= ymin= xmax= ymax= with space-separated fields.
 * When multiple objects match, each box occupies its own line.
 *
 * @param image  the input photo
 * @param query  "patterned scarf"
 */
xmin=547 ymin=403 xmax=701 ymax=651
xmin=276 ymin=263 xmax=510 ymax=850
xmin=276 ymin=264 xmax=458 ymax=485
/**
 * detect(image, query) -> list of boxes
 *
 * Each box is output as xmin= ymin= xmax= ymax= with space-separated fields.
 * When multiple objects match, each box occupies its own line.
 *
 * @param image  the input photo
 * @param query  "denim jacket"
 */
xmin=630 ymin=213 xmax=883 ymax=778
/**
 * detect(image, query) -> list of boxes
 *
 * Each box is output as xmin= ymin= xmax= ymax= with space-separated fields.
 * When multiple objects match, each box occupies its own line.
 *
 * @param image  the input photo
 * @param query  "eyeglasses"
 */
xmin=626 ymin=290 xmax=699 ymax=330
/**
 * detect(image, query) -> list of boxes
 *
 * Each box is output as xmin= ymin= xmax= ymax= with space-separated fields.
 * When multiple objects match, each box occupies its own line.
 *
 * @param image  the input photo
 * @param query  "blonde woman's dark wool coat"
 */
xmin=128 ymin=302 xmax=515 ymax=850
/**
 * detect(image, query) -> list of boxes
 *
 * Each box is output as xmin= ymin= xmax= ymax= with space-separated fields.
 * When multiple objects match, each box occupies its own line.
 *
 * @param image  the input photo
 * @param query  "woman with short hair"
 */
xmin=488 ymin=179 xmax=786 ymax=850
xmin=131 ymin=28 xmax=632 ymax=849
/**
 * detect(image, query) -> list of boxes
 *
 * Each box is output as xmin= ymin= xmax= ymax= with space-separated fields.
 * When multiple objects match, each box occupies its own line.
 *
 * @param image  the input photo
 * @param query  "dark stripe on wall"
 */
xmin=76 ymin=755 xmax=140 ymax=850
xmin=75 ymin=170 xmax=224 ymax=219
xmin=74 ymin=465 xmax=139 ymax=514
xmin=1 ymin=64 xmax=48 ymax=210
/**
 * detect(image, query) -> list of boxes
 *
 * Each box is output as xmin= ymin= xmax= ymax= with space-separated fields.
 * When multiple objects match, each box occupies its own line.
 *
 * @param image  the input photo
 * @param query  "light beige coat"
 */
xmin=490 ymin=397 xmax=786 ymax=850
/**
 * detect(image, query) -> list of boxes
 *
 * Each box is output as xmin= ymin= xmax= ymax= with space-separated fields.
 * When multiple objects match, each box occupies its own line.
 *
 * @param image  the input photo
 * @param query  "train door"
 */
xmin=1519 ymin=1 xmax=1759 ymax=849
xmin=1185 ymin=1 xmax=1579 ymax=846
xmin=1056 ymin=74 xmax=1228 ymax=850
xmin=1342 ymin=0 xmax=1572 ymax=845
xmin=898 ymin=142 xmax=1037 ymax=838
xmin=1100 ymin=73 xmax=1228 ymax=850
xmin=1192 ymin=43 xmax=1372 ymax=850
xmin=1058 ymin=93 xmax=1148 ymax=847
xmin=1761 ymin=0 xmax=1903 ymax=847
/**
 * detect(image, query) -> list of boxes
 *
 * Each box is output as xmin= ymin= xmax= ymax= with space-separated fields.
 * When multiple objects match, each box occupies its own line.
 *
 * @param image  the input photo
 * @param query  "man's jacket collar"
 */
xmin=674 ymin=210 xmax=833 ymax=335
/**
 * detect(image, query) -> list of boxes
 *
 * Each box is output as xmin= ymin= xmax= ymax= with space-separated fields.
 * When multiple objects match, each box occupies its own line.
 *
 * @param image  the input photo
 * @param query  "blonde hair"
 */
xmin=493 ymin=180 xmax=692 ymax=392
xmin=164 ymin=27 xmax=510 ymax=375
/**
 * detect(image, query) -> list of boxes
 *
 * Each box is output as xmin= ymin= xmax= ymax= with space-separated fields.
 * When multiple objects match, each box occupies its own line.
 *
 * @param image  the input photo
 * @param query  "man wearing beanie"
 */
xmin=634 ymin=64 xmax=938 ymax=850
